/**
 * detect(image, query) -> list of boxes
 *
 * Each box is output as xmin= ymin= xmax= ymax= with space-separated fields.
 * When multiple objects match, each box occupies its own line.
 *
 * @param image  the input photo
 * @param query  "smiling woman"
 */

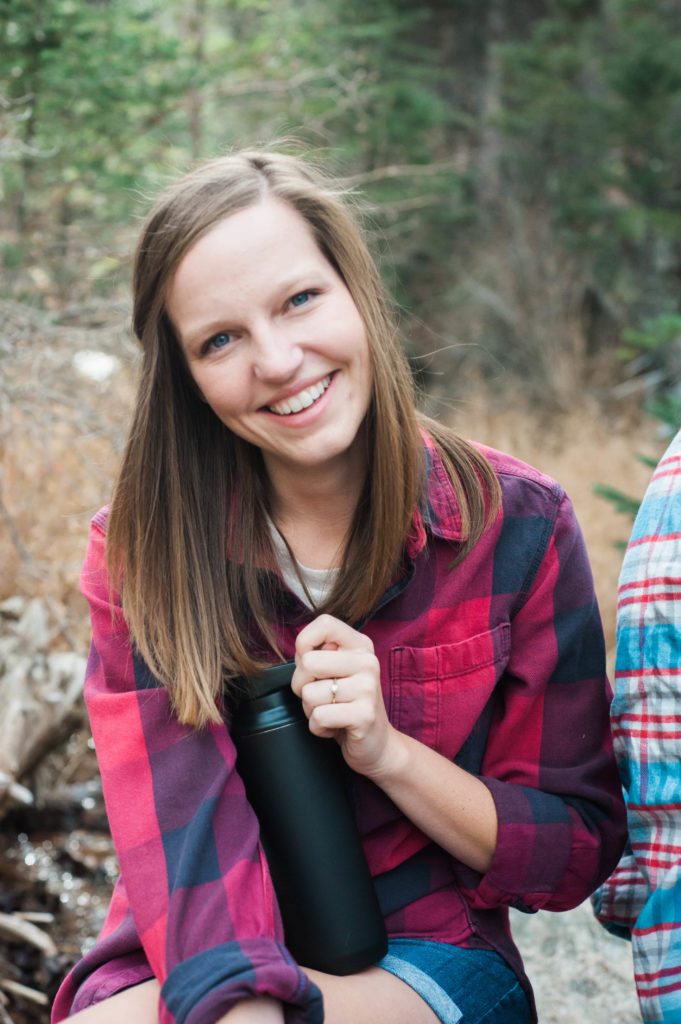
xmin=51 ymin=150 xmax=626 ymax=1024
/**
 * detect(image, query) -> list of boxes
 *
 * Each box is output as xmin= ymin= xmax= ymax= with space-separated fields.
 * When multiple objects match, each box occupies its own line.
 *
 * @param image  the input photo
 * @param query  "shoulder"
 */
xmin=621 ymin=430 xmax=681 ymax=589
xmin=628 ymin=429 xmax=681 ymax=545
xmin=635 ymin=429 xmax=681 ymax=519
xmin=422 ymin=430 xmax=572 ymax=544
xmin=473 ymin=446 xmax=585 ymax=589
xmin=422 ymin=426 xmax=564 ymax=508
xmin=473 ymin=442 xmax=562 ymax=494
xmin=471 ymin=442 xmax=566 ymax=521
xmin=83 ymin=506 xmax=111 ymax=569
xmin=423 ymin=434 xmax=582 ymax=591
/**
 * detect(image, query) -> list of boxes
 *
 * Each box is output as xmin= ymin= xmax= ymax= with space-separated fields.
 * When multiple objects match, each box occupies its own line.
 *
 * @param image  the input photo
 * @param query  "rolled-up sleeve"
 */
xmin=52 ymin=514 xmax=322 ymax=1024
xmin=460 ymin=492 xmax=627 ymax=912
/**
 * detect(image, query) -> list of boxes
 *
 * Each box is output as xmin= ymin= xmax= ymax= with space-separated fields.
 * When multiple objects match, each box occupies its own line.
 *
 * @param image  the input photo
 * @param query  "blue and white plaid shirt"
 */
xmin=594 ymin=429 xmax=681 ymax=1024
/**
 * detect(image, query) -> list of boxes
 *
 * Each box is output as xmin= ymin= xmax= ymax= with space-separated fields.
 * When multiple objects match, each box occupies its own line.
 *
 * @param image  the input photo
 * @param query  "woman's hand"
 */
xmin=291 ymin=614 xmax=399 ymax=778
xmin=292 ymin=615 xmax=498 ymax=873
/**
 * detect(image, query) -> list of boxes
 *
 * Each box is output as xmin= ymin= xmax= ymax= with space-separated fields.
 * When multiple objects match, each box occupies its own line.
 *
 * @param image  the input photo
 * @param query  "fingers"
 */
xmin=295 ymin=614 xmax=374 ymax=658
xmin=298 ymin=677 xmax=346 ymax=712
xmin=291 ymin=615 xmax=386 ymax=761
xmin=291 ymin=615 xmax=377 ymax=701
xmin=307 ymin=698 xmax=377 ymax=739
xmin=295 ymin=660 xmax=376 ymax=706
xmin=291 ymin=654 xmax=379 ymax=713
xmin=294 ymin=658 xmax=381 ymax=743
xmin=294 ymin=647 xmax=377 ymax=685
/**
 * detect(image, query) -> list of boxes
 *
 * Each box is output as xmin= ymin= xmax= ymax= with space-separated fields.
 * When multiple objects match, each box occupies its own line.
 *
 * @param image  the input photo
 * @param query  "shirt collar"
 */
xmin=405 ymin=432 xmax=464 ymax=559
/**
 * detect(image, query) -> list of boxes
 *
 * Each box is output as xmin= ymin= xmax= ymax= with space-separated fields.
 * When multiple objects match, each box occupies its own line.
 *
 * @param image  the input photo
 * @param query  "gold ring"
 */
xmin=330 ymin=679 xmax=338 ymax=704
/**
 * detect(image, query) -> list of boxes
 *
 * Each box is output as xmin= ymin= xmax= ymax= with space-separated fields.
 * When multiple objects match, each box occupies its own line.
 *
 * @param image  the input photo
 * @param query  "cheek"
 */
xmin=355 ymin=328 xmax=373 ymax=398
xmin=192 ymin=367 xmax=249 ymax=420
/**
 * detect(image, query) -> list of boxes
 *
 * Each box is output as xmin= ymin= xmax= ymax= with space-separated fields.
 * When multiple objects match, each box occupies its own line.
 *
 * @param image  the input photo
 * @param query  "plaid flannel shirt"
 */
xmin=593 ymin=429 xmax=681 ymax=1023
xmin=52 ymin=438 xmax=626 ymax=1024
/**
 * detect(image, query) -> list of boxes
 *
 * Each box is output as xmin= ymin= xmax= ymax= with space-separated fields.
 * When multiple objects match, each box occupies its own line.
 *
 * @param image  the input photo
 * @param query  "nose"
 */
xmin=251 ymin=323 xmax=304 ymax=383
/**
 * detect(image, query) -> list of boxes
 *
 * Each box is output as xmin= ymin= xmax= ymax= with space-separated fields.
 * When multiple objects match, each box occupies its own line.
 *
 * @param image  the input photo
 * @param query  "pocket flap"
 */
xmin=392 ymin=622 xmax=511 ymax=682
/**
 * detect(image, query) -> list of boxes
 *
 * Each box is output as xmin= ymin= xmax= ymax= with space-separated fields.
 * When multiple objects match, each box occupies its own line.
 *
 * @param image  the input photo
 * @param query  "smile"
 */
xmin=267 ymin=375 xmax=332 ymax=416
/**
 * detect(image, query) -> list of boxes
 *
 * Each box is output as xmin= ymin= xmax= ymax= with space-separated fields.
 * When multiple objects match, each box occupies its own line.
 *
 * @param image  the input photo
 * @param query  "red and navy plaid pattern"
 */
xmin=52 ymin=438 xmax=626 ymax=1024
xmin=593 ymin=430 xmax=681 ymax=1024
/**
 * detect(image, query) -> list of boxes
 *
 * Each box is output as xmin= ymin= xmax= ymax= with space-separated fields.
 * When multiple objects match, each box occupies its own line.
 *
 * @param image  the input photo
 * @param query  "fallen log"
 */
xmin=0 ymin=979 xmax=48 ymax=1007
xmin=0 ymin=598 xmax=86 ymax=822
xmin=0 ymin=914 xmax=56 ymax=957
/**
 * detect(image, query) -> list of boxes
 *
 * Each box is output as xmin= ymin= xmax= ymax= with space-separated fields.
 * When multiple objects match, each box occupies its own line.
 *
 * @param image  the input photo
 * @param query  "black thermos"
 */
xmin=230 ymin=662 xmax=388 ymax=974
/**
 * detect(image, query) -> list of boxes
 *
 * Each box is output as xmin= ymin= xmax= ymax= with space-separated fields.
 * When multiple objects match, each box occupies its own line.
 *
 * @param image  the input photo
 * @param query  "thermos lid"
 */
xmin=238 ymin=661 xmax=296 ymax=701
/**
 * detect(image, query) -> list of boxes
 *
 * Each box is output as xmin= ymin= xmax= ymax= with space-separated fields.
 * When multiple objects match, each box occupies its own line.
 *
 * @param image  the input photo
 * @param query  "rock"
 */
xmin=0 ymin=597 xmax=27 ymax=620
xmin=12 ymin=599 xmax=50 ymax=649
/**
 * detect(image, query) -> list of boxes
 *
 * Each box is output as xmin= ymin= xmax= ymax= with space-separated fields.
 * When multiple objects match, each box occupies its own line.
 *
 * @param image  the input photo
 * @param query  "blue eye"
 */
xmin=208 ymin=332 xmax=231 ymax=351
xmin=290 ymin=291 xmax=312 ymax=307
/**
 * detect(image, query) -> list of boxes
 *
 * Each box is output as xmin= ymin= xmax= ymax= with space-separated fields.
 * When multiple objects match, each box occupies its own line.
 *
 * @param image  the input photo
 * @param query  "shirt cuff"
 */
xmin=160 ymin=938 xmax=323 ymax=1024
xmin=462 ymin=777 xmax=592 ymax=912
xmin=591 ymin=850 xmax=646 ymax=939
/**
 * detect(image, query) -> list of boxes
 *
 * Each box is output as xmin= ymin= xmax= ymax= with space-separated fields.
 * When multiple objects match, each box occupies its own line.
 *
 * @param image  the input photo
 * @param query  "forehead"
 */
xmin=175 ymin=198 xmax=326 ymax=283
xmin=166 ymin=199 xmax=339 ymax=340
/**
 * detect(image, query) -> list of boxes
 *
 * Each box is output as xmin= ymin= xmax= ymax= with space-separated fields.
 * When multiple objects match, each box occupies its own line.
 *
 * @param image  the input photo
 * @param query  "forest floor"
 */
xmin=3 ymin=304 xmax=662 ymax=1022
xmin=512 ymin=903 xmax=639 ymax=1022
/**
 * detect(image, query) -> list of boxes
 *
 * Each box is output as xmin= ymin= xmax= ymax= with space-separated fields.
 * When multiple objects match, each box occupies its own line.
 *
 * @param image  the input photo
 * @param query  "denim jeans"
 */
xmin=377 ymin=938 xmax=532 ymax=1024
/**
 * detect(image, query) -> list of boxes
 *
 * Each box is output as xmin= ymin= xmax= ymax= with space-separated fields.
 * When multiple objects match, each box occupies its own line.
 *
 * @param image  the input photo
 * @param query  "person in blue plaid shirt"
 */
xmin=593 ymin=428 xmax=681 ymax=1023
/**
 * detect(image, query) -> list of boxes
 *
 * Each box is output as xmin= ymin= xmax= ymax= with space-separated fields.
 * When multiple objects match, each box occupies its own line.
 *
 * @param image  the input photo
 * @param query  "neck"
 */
xmin=265 ymin=452 xmax=366 ymax=570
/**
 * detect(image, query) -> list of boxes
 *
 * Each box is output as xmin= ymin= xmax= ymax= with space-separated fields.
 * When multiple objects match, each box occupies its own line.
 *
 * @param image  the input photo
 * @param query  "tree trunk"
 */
xmin=183 ymin=0 xmax=208 ymax=161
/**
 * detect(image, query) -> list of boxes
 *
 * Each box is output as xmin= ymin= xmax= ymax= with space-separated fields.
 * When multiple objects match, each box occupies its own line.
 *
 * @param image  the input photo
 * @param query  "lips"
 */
xmin=266 ymin=374 xmax=332 ymax=416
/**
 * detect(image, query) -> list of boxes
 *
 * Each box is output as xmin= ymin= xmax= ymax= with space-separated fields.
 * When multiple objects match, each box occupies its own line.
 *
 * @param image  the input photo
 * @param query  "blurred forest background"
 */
xmin=1 ymin=0 xmax=680 ymax=1021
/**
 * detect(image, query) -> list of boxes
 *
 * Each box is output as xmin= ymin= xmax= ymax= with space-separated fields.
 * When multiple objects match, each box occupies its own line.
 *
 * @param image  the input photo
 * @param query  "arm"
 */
xmin=356 ymin=731 xmax=498 ymax=873
xmin=459 ymin=491 xmax=626 ymax=912
xmin=217 ymin=997 xmax=285 ymax=1023
xmin=597 ymin=437 xmax=681 ymax=1022
xmin=292 ymin=619 xmax=497 ymax=874
xmin=78 ymin=515 xmax=322 ymax=1024
xmin=294 ymin=491 xmax=626 ymax=912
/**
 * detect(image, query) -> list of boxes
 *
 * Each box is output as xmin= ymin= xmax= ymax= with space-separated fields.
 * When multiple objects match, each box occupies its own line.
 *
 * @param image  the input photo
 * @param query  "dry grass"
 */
xmin=1 ymin=302 xmax=137 ymax=647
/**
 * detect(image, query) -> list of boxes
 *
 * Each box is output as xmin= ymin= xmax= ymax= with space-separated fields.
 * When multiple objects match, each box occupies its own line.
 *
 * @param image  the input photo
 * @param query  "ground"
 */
xmin=512 ymin=902 xmax=640 ymax=1022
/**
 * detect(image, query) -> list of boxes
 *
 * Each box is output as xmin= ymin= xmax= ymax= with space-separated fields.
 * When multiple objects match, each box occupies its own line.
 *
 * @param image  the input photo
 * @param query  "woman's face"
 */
xmin=167 ymin=198 xmax=372 ymax=484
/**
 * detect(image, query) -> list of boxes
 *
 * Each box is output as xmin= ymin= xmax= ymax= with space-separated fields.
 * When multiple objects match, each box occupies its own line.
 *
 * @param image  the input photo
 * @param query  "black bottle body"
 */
xmin=230 ymin=662 xmax=387 ymax=975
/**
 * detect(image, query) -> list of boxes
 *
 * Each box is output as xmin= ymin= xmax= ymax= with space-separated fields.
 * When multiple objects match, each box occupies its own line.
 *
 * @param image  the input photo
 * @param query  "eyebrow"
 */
xmin=180 ymin=320 xmax=230 ymax=350
xmin=177 ymin=269 xmax=331 ymax=350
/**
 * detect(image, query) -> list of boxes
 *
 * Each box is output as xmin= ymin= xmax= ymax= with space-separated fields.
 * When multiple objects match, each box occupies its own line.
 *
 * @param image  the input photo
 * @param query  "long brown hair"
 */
xmin=108 ymin=150 xmax=500 ymax=727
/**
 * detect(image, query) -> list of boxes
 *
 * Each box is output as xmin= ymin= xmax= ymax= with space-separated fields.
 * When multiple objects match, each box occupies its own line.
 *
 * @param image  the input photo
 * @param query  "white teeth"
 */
xmin=268 ymin=375 xmax=331 ymax=416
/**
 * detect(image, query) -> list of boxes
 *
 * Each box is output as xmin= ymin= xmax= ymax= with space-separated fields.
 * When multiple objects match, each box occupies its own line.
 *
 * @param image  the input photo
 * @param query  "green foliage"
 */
xmin=622 ymin=314 xmax=681 ymax=355
xmin=2 ymin=242 xmax=25 ymax=269
xmin=621 ymin=314 xmax=681 ymax=433
xmin=595 ymin=311 xmax=681 ymax=532
xmin=497 ymin=0 xmax=681 ymax=318
xmin=593 ymin=483 xmax=641 ymax=520
xmin=0 ymin=0 xmax=470 ymax=309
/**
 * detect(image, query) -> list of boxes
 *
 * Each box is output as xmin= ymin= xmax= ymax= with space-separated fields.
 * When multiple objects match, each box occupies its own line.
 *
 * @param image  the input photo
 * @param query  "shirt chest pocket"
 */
xmin=388 ymin=622 xmax=511 ymax=761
